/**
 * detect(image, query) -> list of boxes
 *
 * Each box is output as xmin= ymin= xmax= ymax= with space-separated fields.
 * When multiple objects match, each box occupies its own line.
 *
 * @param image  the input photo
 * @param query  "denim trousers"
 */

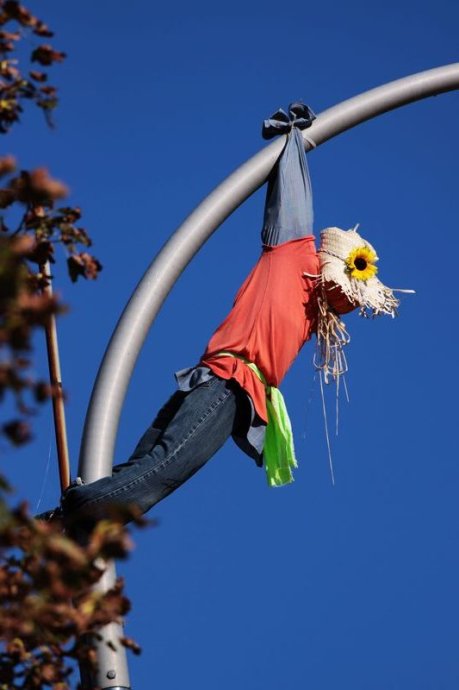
xmin=63 ymin=375 xmax=239 ymax=524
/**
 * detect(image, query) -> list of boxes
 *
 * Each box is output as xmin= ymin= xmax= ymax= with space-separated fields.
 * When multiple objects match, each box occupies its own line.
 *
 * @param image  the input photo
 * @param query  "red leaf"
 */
xmin=67 ymin=252 xmax=102 ymax=282
xmin=3 ymin=1 xmax=35 ymax=27
xmin=0 ymin=154 xmax=16 ymax=176
xmin=3 ymin=419 xmax=32 ymax=445
xmin=31 ymin=44 xmax=66 ymax=67
xmin=33 ymin=20 xmax=53 ymax=38
xmin=11 ymin=168 xmax=68 ymax=206
xmin=29 ymin=70 xmax=47 ymax=82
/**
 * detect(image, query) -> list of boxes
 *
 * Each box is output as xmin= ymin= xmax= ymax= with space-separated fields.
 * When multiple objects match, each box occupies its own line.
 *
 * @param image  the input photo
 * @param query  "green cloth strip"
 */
xmin=216 ymin=351 xmax=297 ymax=487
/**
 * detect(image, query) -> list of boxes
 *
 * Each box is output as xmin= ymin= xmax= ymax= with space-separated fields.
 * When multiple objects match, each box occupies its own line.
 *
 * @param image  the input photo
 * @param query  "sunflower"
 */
xmin=345 ymin=246 xmax=378 ymax=281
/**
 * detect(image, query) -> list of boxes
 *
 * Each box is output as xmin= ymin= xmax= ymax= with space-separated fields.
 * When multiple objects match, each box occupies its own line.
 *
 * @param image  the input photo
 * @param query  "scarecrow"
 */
xmin=42 ymin=104 xmax=408 ymax=527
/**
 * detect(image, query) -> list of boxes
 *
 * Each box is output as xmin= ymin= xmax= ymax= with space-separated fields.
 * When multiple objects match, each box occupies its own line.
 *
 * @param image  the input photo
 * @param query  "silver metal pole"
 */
xmin=78 ymin=562 xmax=130 ymax=690
xmin=77 ymin=63 xmax=459 ymax=689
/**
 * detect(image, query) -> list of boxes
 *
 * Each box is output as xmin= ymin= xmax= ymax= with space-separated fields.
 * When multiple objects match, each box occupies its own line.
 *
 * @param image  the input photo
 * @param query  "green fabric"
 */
xmin=217 ymin=352 xmax=297 ymax=487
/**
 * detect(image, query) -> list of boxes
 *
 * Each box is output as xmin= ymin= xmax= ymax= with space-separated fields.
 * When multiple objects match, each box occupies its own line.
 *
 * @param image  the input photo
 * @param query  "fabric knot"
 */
xmin=262 ymin=102 xmax=316 ymax=140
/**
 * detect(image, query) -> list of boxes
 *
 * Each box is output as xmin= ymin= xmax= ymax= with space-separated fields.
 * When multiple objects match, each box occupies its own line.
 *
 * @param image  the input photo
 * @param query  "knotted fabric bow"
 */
xmin=262 ymin=102 xmax=316 ymax=140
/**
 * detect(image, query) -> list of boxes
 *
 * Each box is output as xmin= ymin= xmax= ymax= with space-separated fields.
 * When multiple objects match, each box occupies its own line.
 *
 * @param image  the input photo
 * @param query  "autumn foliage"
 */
xmin=0 ymin=0 xmax=102 ymax=445
xmin=0 ymin=497 xmax=141 ymax=689
xmin=0 ymin=0 xmax=64 ymax=131
xmin=0 ymin=3 xmax=139 ymax=688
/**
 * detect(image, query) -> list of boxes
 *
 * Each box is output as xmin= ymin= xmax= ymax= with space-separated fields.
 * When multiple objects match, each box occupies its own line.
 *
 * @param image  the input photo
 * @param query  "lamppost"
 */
xmin=77 ymin=63 xmax=459 ymax=689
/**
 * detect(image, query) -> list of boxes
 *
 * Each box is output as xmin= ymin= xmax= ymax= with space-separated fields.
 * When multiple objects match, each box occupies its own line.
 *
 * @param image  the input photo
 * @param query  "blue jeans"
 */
xmin=62 ymin=375 xmax=240 ymax=524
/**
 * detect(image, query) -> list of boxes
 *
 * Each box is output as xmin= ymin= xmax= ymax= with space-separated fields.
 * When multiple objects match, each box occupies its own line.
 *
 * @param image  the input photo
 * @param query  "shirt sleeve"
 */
xmin=261 ymin=128 xmax=314 ymax=246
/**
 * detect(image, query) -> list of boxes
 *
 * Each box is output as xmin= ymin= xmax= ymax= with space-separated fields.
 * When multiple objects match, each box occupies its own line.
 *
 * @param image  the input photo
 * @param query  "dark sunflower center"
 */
xmin=354 ymin=257 xmax=367 ymax=271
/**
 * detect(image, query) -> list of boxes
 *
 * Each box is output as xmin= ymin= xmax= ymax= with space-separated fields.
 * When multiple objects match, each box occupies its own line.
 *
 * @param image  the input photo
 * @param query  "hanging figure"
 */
xmin=40 ymin=103 xmax=408 ymax=530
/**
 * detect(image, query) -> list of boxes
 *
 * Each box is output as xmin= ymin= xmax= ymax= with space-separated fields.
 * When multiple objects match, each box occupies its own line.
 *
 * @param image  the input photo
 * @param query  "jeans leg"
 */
xmin=63 ymin=376 xmax=237 ymax=522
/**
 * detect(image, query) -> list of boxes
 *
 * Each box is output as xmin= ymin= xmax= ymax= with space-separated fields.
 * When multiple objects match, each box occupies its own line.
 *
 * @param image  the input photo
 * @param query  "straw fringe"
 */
xmin=318 ymin=261 xmax=400 ymax=318
xmin=313 ymin=286 xmax=350 ymax=384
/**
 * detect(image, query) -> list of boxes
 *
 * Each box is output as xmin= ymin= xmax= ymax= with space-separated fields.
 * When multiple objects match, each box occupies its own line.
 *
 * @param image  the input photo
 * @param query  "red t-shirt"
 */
xmin=201 ymin=236 xmax=320 ymax=423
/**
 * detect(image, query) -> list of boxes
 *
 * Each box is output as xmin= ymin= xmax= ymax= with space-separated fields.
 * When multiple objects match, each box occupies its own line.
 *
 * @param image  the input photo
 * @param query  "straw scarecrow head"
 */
xmin=318 ymin=225 xmax=399 ymax=318
xmin=314 ymin=225 xmax=413 ymax=383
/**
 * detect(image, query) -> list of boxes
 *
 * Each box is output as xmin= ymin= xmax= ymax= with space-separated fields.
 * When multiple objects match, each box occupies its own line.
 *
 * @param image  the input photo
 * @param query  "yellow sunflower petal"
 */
xmin=345 ymin=246 xmax=378 ymax=281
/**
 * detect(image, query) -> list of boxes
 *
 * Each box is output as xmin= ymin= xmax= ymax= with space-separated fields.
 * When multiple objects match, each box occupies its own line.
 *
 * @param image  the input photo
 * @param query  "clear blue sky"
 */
xmin=4 ymin=1 xmax=459 ymax=688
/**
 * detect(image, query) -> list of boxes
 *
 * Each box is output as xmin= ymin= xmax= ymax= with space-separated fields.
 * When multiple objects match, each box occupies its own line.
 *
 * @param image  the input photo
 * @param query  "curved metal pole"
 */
xmin=78 ymin=63 xmax=459 ymax=689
